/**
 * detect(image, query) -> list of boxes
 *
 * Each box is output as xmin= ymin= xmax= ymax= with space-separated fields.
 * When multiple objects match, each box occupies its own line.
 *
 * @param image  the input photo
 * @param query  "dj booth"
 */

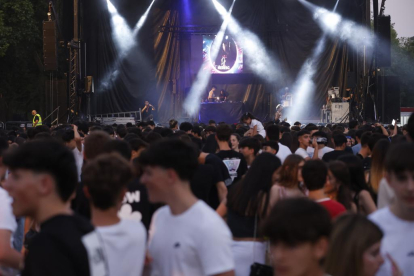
xmin=199 ymin=102 xmax=246 ymax=124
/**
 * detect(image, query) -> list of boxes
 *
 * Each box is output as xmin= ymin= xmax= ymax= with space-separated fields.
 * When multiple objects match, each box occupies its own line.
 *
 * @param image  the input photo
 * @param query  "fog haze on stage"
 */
xmin=84 ymin=0 xmax=366 ymax=123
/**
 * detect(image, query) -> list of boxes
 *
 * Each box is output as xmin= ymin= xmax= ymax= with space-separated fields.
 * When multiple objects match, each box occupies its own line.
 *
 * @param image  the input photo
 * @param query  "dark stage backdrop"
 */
xmin=83 ymin=0 xmax=366 ymax=123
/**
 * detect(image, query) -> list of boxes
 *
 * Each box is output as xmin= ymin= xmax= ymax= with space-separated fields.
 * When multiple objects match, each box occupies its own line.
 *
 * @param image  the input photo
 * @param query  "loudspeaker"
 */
xmin=377 ymin=16 xmax=391 ymax=67
xmin=43 ymin=21 xmax=57 ymax=71
xmin=377 ymin=76 xmax=400 ymax=123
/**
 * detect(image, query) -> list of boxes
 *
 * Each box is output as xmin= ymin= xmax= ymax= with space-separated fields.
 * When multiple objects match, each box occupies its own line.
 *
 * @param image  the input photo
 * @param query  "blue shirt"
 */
xmin=352 ymin=144 xmax=361 ymax=155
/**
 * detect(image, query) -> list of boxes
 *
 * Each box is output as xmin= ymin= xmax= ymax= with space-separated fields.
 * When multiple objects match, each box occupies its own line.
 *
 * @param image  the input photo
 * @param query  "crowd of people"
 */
xmin=0 ymin=111 xmax=413 ymax=276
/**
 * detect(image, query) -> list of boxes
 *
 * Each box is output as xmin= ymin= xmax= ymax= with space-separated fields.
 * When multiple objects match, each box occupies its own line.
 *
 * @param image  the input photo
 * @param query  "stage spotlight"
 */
xmin=286 ymin=0 xmax=340 ymax=122
xmin=133 ymin=0 xmax=156 ymax=36
xmin=101 ymin=0 xmax=156 ymax=90
xmin=299 ymin=0 xmax=373 ymax=51
xmin=183 ymin=0 xmax=236 ymax=116
xmin=106 ymin=0 xmax=135 ymax=53
xmin=212 ymin=0 xmax=282 ymax=85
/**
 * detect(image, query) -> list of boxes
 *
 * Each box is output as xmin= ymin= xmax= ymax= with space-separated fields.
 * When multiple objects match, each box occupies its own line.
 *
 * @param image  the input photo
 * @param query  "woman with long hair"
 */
xmin=338 ymin=155 xmax=377 ymax=215
xmin=326 ymin=161 xmax=356 ymax=212
xmin=325 ymin=214 xmax=401 ymax=276
xmin=227 ymin=153 xmax=281 ymax=276
xmin=270 ymin=154 xmax=307 ymax=207
xmin=230 ymin=133 xmax=241 ymax=152
xmin=369 ymin=139 xmax=391 ymax=194
xmin=240 ymin=112 xmax=266 ymax=138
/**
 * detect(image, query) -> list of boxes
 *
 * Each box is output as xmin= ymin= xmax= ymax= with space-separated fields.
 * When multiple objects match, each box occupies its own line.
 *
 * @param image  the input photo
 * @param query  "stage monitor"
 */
xmin=203 ymin=35 xmax=243 ymax=74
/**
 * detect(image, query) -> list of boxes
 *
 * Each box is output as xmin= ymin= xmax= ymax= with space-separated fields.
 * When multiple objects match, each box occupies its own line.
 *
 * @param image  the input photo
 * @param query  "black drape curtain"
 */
xmin=83 ymin=0 xmax=365 ymax=123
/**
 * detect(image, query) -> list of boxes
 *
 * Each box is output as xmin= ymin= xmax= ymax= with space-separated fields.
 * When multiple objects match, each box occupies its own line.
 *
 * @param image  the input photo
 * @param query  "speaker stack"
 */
xmin=43 ymin=21 xmax=57 ymax=71
xmin=377 ymin=16 xmax=391 ymax=67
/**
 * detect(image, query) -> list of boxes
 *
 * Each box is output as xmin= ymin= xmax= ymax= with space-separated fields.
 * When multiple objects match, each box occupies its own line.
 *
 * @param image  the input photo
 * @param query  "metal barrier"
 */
xmin=94 ymin=110 xmax=142 ymax=122
xmin=5 ymin=121 xmax=33 ymax=130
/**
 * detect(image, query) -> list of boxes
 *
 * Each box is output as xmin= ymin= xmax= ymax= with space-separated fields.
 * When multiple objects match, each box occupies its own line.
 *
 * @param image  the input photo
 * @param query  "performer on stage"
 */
xmin=31 ymin=110 xmax=42 ymax=127
xmin=141 ymin=101 xmax=155 ymax=122
xmin=219 ymin=90 xmax=228 ymax=102
xmin=343 ymin=88 xmax=357 ymax=120
xmin=208 ymin=86 xmax=217 ymax=102
xmin=280 ymin=87 xmax=292 ymax=107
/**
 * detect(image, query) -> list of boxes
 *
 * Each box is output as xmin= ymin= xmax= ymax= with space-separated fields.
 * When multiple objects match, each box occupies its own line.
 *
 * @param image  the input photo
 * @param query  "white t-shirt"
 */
xmin=307 ymin=146 xmax=334 ymax=159
xmin=369 ymin=207 xmax=414 ymax=276
xmin=73 ymin=144 xmax=84 ymax=182
xmin=276 ymin=143 xmax=292 ymax=164
xmin=377 ymin=178 xmax=395 ymax=209
xmin=249 ymin=119 xmax=266 ymax=138
xmin=97 ymin=219 xmax=146 ymax=276
xmin=0 ymin=187 xmax=17 ymax=234
xmin=148 ymin=200 xmax=234 ymax=276
xmin=295 ymin=147 xmax=310 ymax=159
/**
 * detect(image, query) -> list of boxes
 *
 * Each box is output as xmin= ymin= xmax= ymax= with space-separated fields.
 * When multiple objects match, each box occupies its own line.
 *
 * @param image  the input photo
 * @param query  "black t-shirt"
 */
xmin=191 ymin=164 xmax=215 ymax=205
xmin=120 ymin=178 xmax=157 ymax=230
xmin=322 ymin=150 xmax=352 ymax=163
xmin=23 ymin=215 xmax=107 ymax=276
xmin=215 ymin=150 xmax=248 ymax=184
xmin=204 ymin=154 xmax=232 ymax=209
xmin=71 ymin=182 xmax=91 ymax=220
xmin=363 ymin=157 xmax=372 ymax=171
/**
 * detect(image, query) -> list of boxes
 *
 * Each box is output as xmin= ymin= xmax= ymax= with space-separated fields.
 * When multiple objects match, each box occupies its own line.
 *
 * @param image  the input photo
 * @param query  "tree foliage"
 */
xmin=388 ymin=24 xmax=414 ymax=107
xmin=0 ymin=0 xmax=47 ymax=121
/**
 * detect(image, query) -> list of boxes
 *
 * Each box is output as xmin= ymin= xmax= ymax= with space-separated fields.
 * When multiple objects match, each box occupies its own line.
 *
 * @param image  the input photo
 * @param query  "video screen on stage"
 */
xmin=203 ymin=35 xmax=243 ymax=74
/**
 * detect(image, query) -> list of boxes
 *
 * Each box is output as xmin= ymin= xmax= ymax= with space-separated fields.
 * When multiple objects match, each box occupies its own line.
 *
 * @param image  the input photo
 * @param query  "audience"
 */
xmin=272 ymin=154 xmax=307 ymax=205
xmin=3 ymin=140 xmax=108 ymax=275
xmin=325 ymin=214 xmax=386 ymax=276
xmin=369 ymin=143 xmax=414 ymax=276
xmin=0 ymin=114 xmax=412 ymax=276
xmin=322 ymin=134 xmax=352 ymax=162
xmin=227 ymin=153 xmax=281 ymax=276
xmin=295 ymin=130 xmax=313 ymax=160
xmin=139 ymin=139 xmax=235 ymax=276
xmin=215 ymin=124 xmax=248 ymax=183
xmin=83 ymin=153 xmax=146 ymax=276
xmin=307 ymin=131 xmax=333 ymax=159
xmin=261 ymin=198 xmax=331 ymax=276
xmin=357 ymin=132 xmax=372 ymax=159
xmin=262 ymin=140 xmax=279 ymax=155
xmin=339 ymin=155 xmax=377 ymax=215
xmin=230 ymin=133 xmax=241 ymax=152
xmin=265 ymin=124 xmax=292 ymax=163
xmin=326 ymin=161 xmax=356 ymax=212
xmin=238 ymin=137 xmax=261 ymax=168
xmin=302 ymin=160 xmax=346 ymax=219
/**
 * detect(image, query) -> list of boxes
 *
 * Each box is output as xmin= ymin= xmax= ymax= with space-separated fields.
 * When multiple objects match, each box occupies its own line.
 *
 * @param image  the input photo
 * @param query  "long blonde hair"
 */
xmin=369 ymin=139 xmax=390 ymax=193
xmin=325 ymin=214 xmax=383 ymax=276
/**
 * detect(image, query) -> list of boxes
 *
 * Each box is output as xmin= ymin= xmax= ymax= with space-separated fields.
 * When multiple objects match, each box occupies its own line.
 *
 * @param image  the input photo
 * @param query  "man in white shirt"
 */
xmin=0 ymin=186 xmax=23 ymax=272
xmin=369 ymin=143 xmax=414 ymax=276
xmin=265 ymin=124 xmax=291 ymax=163
xmin=83 ymin=153 xmax=146 ymax=276
xmin=61 ymin=125 xmax=83 ymax=181
xmin=139 ymin=139 xmax=235 ymax=276
xmin=0 ymin=138 xmax=23 ymax=272
xmin=307 ymin=131 xmax=333 ymax=159
xmin=295 ymin=130 xmax=319 ymax=160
